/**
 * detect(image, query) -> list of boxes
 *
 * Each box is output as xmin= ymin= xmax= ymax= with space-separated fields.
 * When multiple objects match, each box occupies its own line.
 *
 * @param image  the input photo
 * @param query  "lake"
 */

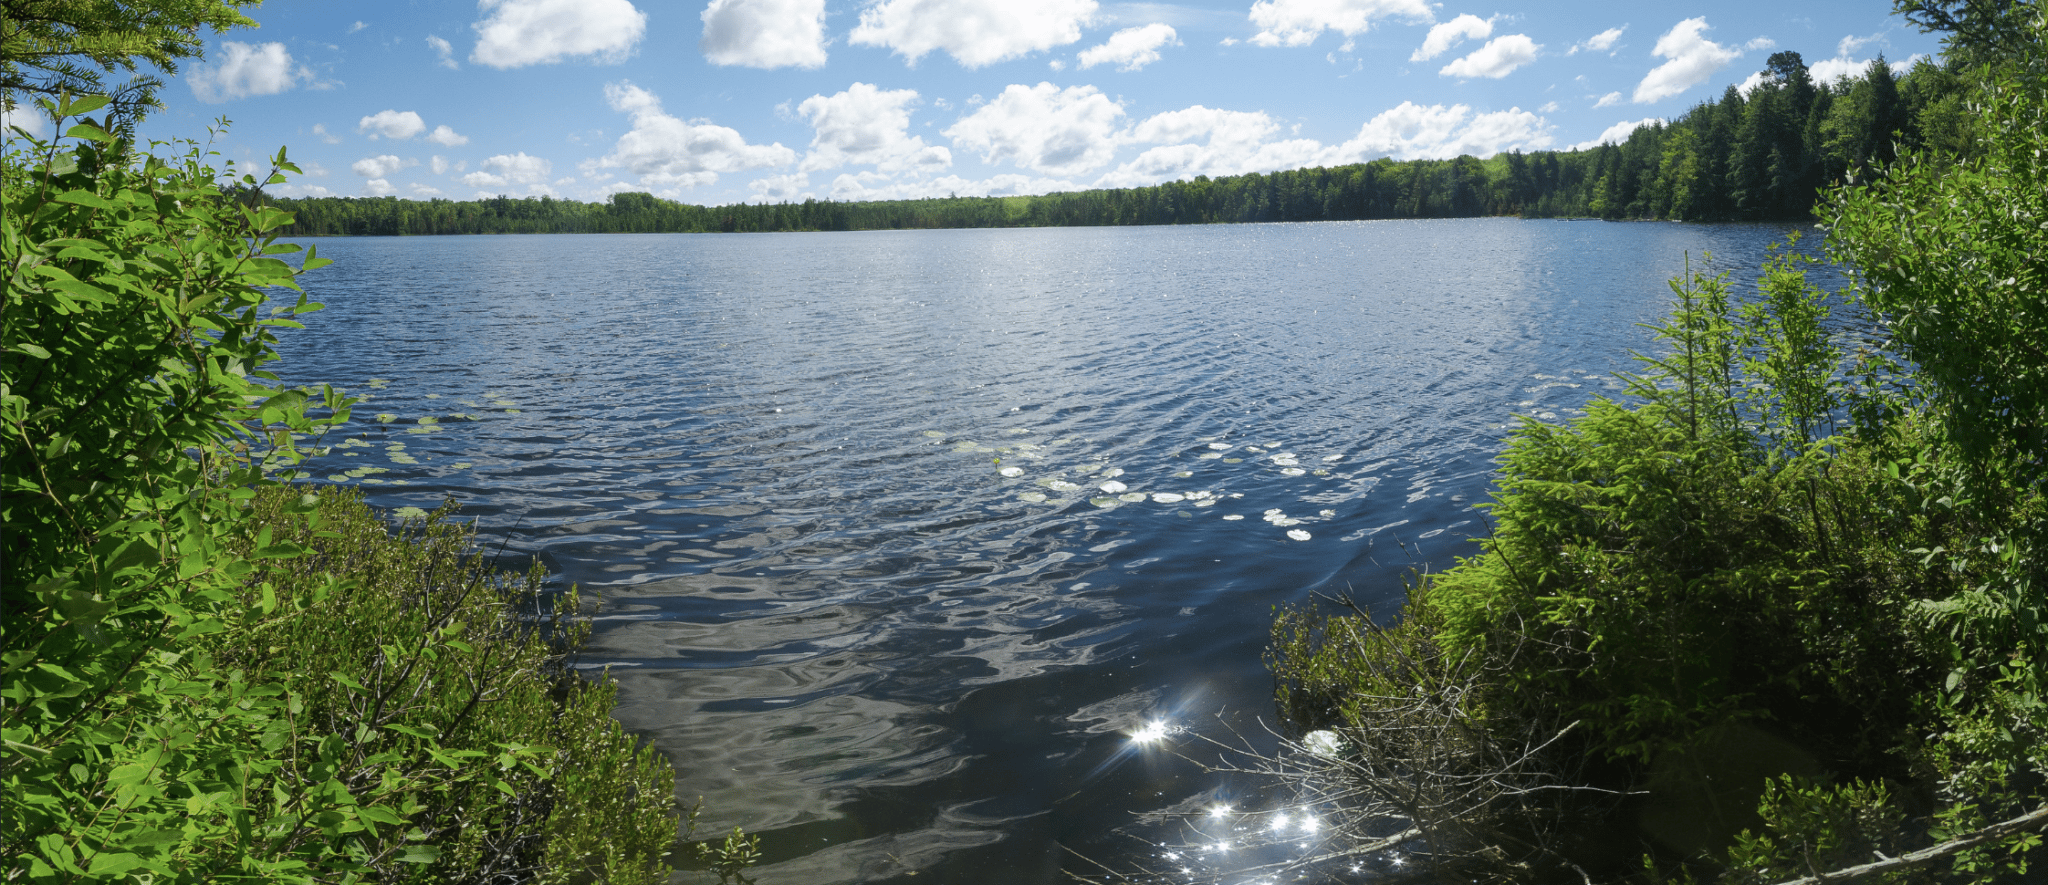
xmin=276 ymin=218 xmax=1814 ymax=883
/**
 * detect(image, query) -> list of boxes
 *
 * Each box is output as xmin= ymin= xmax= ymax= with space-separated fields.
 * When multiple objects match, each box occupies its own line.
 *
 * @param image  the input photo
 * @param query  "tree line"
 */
xmin=266 ymin=49 xmax=1969 ymax=238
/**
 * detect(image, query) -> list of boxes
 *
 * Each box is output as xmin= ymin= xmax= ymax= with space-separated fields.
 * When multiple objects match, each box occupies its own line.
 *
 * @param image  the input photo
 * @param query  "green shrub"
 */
xmin=3 ymin=98 xmax=689 ymax=883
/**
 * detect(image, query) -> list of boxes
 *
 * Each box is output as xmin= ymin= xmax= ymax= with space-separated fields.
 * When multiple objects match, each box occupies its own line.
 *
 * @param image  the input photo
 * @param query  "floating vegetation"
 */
xmin=1018 ymin=491 xmax=1048 ymax=503
xmin=366 ymin=378 xmax=391 ymax=389
xmin=1152 ymin=492 xmax=1185 ymax=504
xmin=1287 ymin=529 xmax=1312 ymax=541
xmin=1090 ymin=496 xmax=1120 ymax=508
xmin=1222 ymin=514 xmax=1244 ymax=521
xmin=1280 ymin=467 xmax=1306 ymax=477
xmin=1198 ymin=453 xmax=1222 ymax=460
xmin=1223 ymin=458 xmax=1243 ymax=464
xmin=389 ymin=453 xmax=419 ymax=465
xmin=424 ymin=394 xmax=440 ymax=399
xmin=1100 ymin=480 xmax=1128 ymax=494
xmin=375 ymin=413 xmax=396 ymax=424
xmin=503 ymin=409 xmax=521 ymax=414
xmin=924 ymin=430 xmax=946 ymax=437
xmin=1047 ymin=480 xmax=1081 ymax=492
xmin=1322 ymin=454 xmax=1343 ymax=462
xmin=405 ymin=427 xmax=440 ymax=434
xmin=1173 ymin=470 xmax=1193 ymax=478
xmin=999 ymin=466 xmax=1024 ymax=478
xmin=452 ymin=462 xmax=472 ymax=470
xmin=393 ymin=506 xmax=429 ymax=519
xmin=490 ymin=400 xmax=518 ymax=408
xmin=1119 ymin=492 xmax=1147 ymax=503
xmin=416 ymin=416 xmax=438 ymax=425
xmin=1207 ymin=443 xmax=1233 ymax=451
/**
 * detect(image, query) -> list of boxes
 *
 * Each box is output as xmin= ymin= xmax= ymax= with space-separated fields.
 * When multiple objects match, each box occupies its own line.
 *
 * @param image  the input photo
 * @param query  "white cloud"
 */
xmin=301 ymin=161 xmax=329 ymax=178
xmin=1571 ymin=117 xmax=1661 ymax=151
xmin=408 ymin=183 xmax=446 ymax=197
xmin=427 ymin=34 xmax=458 ymax=68
xmin=1594 ymin=91 xmax=1622 ymax=107
xmin=460 ymin=152 xmax=553 ymax=190
xmin=272 ymin=182 xmax=335 ymax=198
xmin=471 ymin=0 xmax=647 ymax=68
xmin=351 ymin=155 xmax=417 ymax=178
xmin=797 ymin=82 xmax=950 ymax=172
xmin=593 ymin=81 xmax=796 ymax=190
xmin=1330 ymin=102 xmax=1554 ymax=161
xmin=188 ymin=41 xmax=302 ymax=102
xmin=1099 ymin=105 xmax=1323 ymax=186
xmin=943 ymin=82 xmax=1125 ymax=176
xmin=431 ymin=155 xmax=450 ymax=174
xmin=348 ymin=21 xmax=369 ymax=34
xmin=3 ymin=105 xmax=51 ymax=140
xmin=749 ymin=172 xmax=812 ymax=201
xmin=364 ymin=179 xmax=395 ymax=195
xmin=1412 ymin=14 xmax=1490 ymax=62
xmin=849 ymin=0 xmax=1097 ymax=67
xmin=1744 ymin=36 xmax=1776 ymax=52
xmin=1440 ymin=34 xmax=1539 ymax=79
xmin=1809 ymin=37 xmax=1921 ymax=85
xmin=1633 ymin=18 xmax=1741 ymax=103
xmin=426 ymin=125 xmax=469 ymax=147
xmin=1569 ymin=25 xmax=1625 ymax=55
xmin=1077 ymin=23 xmax=1179 ymax=71
xmin=1538 ymin=100 xmax=1560 ymax=112
xmin=1737 ymin=70 xmax=1767 ymax=95
xmin=701 ymin=0 xmax=828 ymax=69
xmin=359 ymin=110 xmax=426 ymax=140
xmin=311 ymin=123 xmax=341 ymax=144
xmin=824 ymin=170 xmax=1081 ymax=201
xmin=1247 ymin=0 xmax=1432 ymax=48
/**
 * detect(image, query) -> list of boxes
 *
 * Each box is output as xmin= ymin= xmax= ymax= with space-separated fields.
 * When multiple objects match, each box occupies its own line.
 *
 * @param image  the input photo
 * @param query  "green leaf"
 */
xmin=55 ymin=189 xmax=115 ymax=209
xmin=59 ymin=95 xmax=110 ymax=116
xmin=85 ymin=852 xmax=146 ymax=876
xmin=395 ymin=845 xmax=443 ymax=863
xmin=11 ymin=343 xmax=52 ymax=359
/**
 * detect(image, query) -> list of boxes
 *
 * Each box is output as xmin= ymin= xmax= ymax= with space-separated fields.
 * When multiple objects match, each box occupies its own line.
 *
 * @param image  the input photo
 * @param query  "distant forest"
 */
xmin=266 ymin=50 xmax=1972 ymax=237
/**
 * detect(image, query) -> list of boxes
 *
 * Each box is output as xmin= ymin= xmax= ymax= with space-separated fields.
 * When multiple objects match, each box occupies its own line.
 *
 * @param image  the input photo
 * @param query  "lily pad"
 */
xmin=1322 ymin=454 xmax=1343 ymax=462
xmin=424 ymin=394 xmax=440 ymax=399
xmin=999 ymin=466 xmax=1024 ymax=478
xmin=1222 ymin=514 xmax=1244 ymax=521
xmin=1198 ymin=453 xmax=1222 ymax=460
xmin=1173 ymin=470 xmax=1192 ymax=478
xmin=1194 ymin=499 xmax=1217 ymax=507
xmin=1223 ymin=458 xmax=1243 ymax=464
xmin=1090 ymin=496 xmax=1120 ymax=508
xmin=1207 ymin=442 xmax=1232 ymax=450
xmin=924 ymin=430 xmax=946 ymax=437
xmin=326 ymin=474 xmax=350 ymax=483
xmin=1048 ymin=480 xmax=1081 ymax=492
xmin=1018 ymin=491 xmax=1048 ymax=503
xmin=1287 ymin=529 xmax=1312 ymax=541
xmin=1099 ymin=480 xmax=1128 ymax=493
xmin=375 ymin=413 xmax=396 ymax=424
xmin=394 ymin=506 xmax=430 ymax=519
xmin=1280 ymin=467 xmax=1306 ymax=476
xmin=1119 ymin=492 xmax=1147 ymax=503
xmin=1151 ymin=492 xmax=1185 ymax=503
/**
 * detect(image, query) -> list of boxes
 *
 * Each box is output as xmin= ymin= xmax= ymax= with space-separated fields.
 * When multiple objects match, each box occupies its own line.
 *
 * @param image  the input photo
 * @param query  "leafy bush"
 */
xmin=3 ymin=98 xmax=686 ymax=882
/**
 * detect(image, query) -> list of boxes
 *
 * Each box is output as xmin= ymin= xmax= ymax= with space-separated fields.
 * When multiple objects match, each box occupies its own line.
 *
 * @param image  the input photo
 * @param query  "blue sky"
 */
xmin=18 ymin=0 xmax=1941 ymax=205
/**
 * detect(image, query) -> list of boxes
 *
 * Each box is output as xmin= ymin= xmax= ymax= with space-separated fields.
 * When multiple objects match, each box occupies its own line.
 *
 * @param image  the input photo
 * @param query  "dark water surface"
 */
xmin=277 ymin=219 xmax=1807 ymax=883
